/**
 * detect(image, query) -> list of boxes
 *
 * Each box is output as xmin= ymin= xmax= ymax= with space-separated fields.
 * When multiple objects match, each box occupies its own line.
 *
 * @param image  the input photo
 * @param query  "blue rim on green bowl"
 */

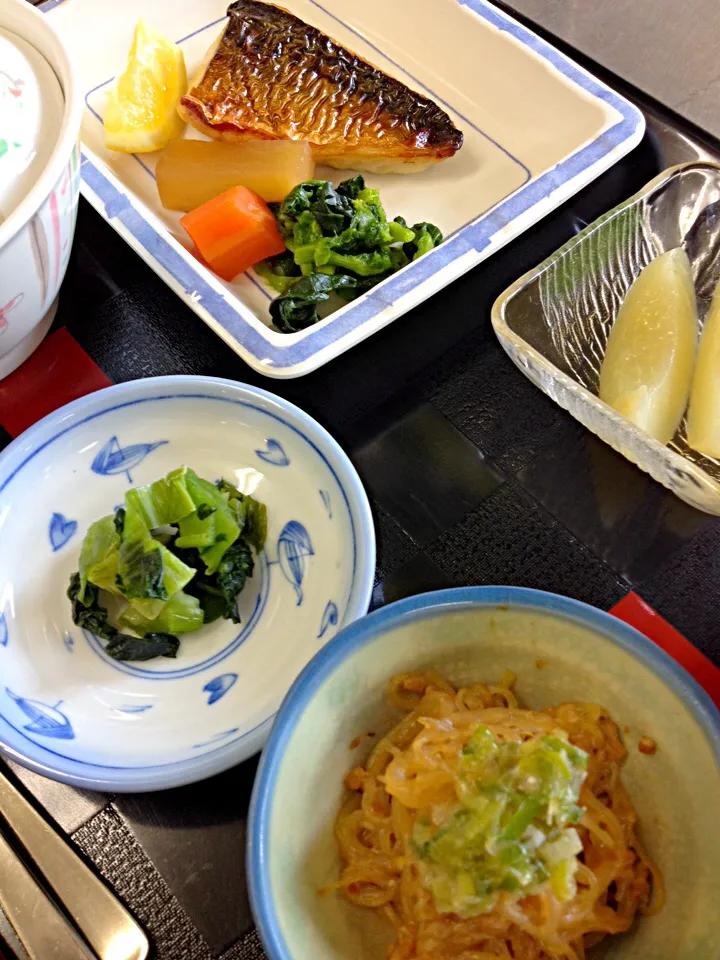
xmin=247 ymin=585 xmax=720 ymax=960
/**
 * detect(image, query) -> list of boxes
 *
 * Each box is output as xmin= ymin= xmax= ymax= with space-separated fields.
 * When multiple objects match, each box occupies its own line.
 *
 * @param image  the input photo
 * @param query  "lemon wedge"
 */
xmin=686 ymin=279 xmax=720 ymax=458
xmin=598 ymin=248 xmax=698 ymax=444
xmin=104 ymin=21 xmax=187 ymax=154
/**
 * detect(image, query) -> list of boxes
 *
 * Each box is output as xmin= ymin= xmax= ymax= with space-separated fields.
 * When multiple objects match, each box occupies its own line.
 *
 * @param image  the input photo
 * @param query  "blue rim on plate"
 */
xmin=42 ymin=0 xmax=644 ymax=377
xmin=0 ymin=376 xmax=376 ymax=791
xmin=247 ymin=586 xmax=720 ymax=960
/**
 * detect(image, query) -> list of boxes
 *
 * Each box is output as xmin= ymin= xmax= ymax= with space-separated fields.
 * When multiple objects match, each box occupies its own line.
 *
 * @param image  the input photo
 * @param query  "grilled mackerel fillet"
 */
xmin=178 ymin=0 xmax=463 ymax=173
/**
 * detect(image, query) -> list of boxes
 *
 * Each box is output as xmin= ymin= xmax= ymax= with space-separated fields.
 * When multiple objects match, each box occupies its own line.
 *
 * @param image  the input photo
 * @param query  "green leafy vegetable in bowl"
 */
xmin=67 ymin=467 xmax=267 ymax=661
xmin=256 ymin=175 xmax=443 ymax=332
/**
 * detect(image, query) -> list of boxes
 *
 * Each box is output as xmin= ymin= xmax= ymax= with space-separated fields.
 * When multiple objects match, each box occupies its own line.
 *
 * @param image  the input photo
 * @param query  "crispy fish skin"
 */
xmin=178 ymin=0 xmax=463 ymax=172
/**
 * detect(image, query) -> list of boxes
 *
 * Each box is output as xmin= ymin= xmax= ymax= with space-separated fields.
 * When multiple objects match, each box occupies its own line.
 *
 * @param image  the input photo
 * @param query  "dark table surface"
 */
xmin=2 ymin=18 xmax=720 ymax=960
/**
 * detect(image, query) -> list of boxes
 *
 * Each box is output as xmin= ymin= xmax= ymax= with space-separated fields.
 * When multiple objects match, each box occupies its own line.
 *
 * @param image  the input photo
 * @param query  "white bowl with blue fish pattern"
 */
xmin=0 ymin=376 xmax=375 ymax=791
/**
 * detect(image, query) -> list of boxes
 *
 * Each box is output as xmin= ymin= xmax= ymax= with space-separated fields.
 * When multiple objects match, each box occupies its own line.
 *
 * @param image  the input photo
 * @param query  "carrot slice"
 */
xmin=180 ymin=185 xmax=285 ymax=281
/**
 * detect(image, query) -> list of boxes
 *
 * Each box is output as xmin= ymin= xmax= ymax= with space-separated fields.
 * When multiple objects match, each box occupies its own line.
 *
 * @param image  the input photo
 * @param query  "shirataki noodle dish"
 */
xmin=328 ymin=670 xmax=663 ymax=960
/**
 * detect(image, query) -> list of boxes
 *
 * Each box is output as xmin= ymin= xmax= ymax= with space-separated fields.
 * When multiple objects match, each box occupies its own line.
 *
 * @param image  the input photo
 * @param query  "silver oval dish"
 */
xmin=492 ymin=161 xmax=720 ymax=514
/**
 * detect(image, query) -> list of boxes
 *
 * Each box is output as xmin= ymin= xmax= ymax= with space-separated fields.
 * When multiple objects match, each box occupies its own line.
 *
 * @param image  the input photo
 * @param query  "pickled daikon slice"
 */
xmin=156 ymin=139 xmax=315 ymax=210
xmin=686 ymin=278 xmax=720 ymax=458
xmin=598 ymin=248 xmax=698 ymax=444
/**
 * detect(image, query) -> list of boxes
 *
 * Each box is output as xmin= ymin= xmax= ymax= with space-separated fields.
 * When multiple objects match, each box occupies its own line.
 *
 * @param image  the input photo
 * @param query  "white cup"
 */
xmin=0 ymin=0 xmax=82 ymax=380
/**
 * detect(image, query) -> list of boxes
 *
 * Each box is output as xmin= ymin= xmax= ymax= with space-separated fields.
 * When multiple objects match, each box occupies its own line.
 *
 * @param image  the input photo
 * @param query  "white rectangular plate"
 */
xmin=42 ymin=0 xmax=644 ymax=377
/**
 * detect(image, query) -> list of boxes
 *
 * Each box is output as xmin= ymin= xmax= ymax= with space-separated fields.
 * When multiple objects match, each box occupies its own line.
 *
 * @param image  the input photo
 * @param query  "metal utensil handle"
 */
xmin=0 ymin=773 xmax=149 ymax=960
xmin=0 ymin=832 xmax=95 ymax=960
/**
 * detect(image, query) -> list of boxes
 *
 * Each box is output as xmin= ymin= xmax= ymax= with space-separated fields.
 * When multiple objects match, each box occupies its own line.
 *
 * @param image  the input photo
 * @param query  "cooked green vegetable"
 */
xmin=68 ymin=467 xmax=267 ymax=661
xmin=255 ymin=251 xmax=301 ymax=289
xmin=215 ymin=479 xmax=267 ymax=554
xmin=402 ymin=220 xmax=443 ymax=260
xmin=258 ymin=175 xmax=443 ymax=332
xmin=113 ymin=507 xmax=126 ymax=536
xmin=119 ymin=590 xmax=204 ymax=636
xmin=105 ymin=632 xmax=180 ymax=662
xmin=78 ymin=515 xmax=122 ymax=601
xmin=68 ymin=573 xmax=116 ymax=641
xmin=124 ymin=469 xmax=196 ymax=529
xmin=117 ymin=540 xmax=167 ymax=601
xmin=174 ymin=470 xmax=240 ymax=574
xmin=67 ymin=573 xmax=180 ymax=661
xmin=270 ymin=273 xmax=359 ymax=333
xmin=413 ymin=726 xmax=589 ymax=917
xmin=172 ymin=538 xmax=255 ymax=625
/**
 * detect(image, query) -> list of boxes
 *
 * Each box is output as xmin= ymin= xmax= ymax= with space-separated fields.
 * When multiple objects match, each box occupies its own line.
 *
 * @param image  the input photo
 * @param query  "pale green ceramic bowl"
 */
xmin=248 ymin=587 xmax=720 ymax=960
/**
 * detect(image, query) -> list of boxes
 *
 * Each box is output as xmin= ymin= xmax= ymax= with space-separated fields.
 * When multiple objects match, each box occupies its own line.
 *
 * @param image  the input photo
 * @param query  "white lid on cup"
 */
xmin=0 ymin=27 xmax=65 ymax=222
